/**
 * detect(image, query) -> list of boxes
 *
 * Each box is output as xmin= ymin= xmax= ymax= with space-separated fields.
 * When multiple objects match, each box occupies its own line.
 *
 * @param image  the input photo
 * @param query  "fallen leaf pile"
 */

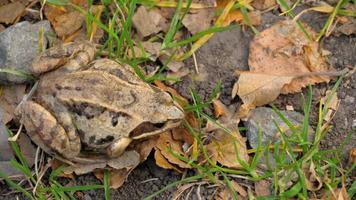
xmin=233 ymin=20 xmax=336 ymax=117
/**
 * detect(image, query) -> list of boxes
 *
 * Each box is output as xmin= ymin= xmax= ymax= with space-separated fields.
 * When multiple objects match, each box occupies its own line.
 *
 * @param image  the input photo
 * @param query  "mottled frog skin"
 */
xmin=16 ymin=42 xmax=184 ymax=161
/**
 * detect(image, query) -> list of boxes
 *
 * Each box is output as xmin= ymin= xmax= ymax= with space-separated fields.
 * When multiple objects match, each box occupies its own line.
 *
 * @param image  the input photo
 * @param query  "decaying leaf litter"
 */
xmin=0 ymin=0 xmax=355 ymax=199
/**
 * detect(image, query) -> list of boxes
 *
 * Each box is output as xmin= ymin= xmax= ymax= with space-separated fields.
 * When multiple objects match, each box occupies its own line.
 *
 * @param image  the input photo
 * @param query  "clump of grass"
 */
xmin=146 ymin=77 xmax=355 ymax=199
xmin=0 ymin=129 xmax=106 ymax=200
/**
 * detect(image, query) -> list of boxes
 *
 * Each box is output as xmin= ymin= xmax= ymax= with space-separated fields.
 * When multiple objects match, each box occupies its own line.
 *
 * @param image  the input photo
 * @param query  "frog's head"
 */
xmin=130 ymin=89 xmax=184 ymax=140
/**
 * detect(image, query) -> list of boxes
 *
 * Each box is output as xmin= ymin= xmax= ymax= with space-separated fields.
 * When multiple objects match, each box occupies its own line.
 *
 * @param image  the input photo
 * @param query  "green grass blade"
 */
xmin=104 ymin=170 xmax=111 ymax=200
xmin=161 ymin=0 xmax=184 ymax=49
xmin=165 ymin=25 xmax=238 ymax=49
xmin=0 ymin=171 xmax=35 ymax=200
xmin=0 ymin=68 xmax=35 ymax=81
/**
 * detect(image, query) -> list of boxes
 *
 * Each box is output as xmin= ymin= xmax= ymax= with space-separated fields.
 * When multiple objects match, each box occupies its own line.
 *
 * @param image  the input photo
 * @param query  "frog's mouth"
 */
xmin=131 ymin=119 xmax=182 ymax=140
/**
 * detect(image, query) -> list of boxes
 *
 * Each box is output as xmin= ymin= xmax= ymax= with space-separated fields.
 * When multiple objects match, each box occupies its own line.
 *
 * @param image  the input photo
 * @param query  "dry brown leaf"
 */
xmin=252 ymin=0 xmax=276 ymax=10
xmin=335 ymin=17 xmax=356 ymax=36
xmin=0 ymin=85 xmax=26 ymax=124
xmin=349 ymin=148 xmax=356 ymax=164
xmin=17 ymin=133 xmax=37 ymax=167
xmin=303 ymin=161 xmax=323 ymax=192
xmin=248 ymin=20 xmax=333 ymax=94
xmin=0 ymin=2 xmax=25 ymax=24
xmin=159 ymin=52 xmax=185 ymax=72
xmin=172 ymin=127 xmax=195 ymax=145
xmin=236 ymin=20 xmax=334 ymax=116
xmin=50 ymin=159 xmax=74 ymax=178
xmin=237 ymin=72 xmax=294 ymax=116
xmin=94 ymin=168 xmax=132 ymax=189
xmin=55 ymin=11 xmax=84 ymax=38
xmin=255 ymin=180 xmax=271 ymax=197
xmin=231 ymin=181 xmax=247 ymax=197
xmin=213 ymin=99 xmax=227 ymax=118
xmin=154 ymin=148 xmax=182 ymax=172
xmin=217 ymin=0 xmax=258 ymax=26
xmin=320 ymin=90 xmax=340 ymax=121
xmin=44 ymin=0 xmax=101 ymax=42
xmin=182 ymin=9 xmax=214 ymax=34
xmin=155 ymin=132 xmax=192 ymax=169
xmin=129 ymin=41 xmax=161 ymax=60
xmin=154 ymin=80 xmax=189 ymax=107
xmin=132 ymin=6 xmax=167 ymax=37
xmin=216 ymin=185 xmax=245 ymax=200
xmin=327 ymin=186 xmax=350 ymax=200
xmin=206 ymin=130 xmax=248 ymax=168
xmin=133 ymin=137 xmax=158 ymax=161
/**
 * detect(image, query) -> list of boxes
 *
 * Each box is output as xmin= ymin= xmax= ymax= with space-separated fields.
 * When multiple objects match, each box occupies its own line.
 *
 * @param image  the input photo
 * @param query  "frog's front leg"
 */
xmin=16 ymin=101 xmax=81 ymax=159
xmin=107 ymin=137 xmax=132 ymax=158
xmin=31 ymin=42 xmax=96 ymax=75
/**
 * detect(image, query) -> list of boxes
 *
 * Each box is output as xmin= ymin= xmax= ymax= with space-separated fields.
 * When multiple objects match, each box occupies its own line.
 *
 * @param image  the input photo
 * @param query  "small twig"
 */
xmin=192 ymin=44 xmax=199 ymax=74
xmin=32 ymin=163 xmax=50 ymax=195
xmin=140 ymin=178 xmax=159 ymax=184
xmin=34 ymin=147 xmax=41 ymax=180
xmin=196 ymin=184 xmax=202 ymax=200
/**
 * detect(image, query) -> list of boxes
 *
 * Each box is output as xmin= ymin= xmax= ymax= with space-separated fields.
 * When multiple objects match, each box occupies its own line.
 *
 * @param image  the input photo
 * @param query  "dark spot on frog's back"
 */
xmin=95 ymin=135 xmax=114 ymax=145
xmin=110 ymin=111 xmax=131 ymax=127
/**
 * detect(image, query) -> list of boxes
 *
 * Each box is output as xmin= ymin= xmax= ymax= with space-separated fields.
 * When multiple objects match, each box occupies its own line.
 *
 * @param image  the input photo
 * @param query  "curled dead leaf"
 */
xmin=155 ymin=132 xmax=192 ymax=169
xmin=154 ymin=148 xmax=182 ymax=172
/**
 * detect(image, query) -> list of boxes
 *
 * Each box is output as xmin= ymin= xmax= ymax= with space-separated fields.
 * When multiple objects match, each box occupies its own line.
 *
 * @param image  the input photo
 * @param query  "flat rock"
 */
xmin=0 ymin=21 xmax=52 ymax=84
xmin=245 ymin=107 xmax=311 ymax=148
xmin=244 ymin=107 xmax=314 ymax=169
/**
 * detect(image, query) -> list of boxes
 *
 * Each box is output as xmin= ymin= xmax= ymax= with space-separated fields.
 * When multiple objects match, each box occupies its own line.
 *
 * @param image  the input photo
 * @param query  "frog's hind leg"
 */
xmin=16 ymin=101 xmax=81 ymax=159
xmin=31 ymin=42 xmax=96 ymax=75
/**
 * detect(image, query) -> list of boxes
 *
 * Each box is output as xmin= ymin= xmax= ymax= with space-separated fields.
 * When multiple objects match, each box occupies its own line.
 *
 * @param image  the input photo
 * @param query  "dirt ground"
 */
xmin=1 ymin=6 xmax=355 ymax=200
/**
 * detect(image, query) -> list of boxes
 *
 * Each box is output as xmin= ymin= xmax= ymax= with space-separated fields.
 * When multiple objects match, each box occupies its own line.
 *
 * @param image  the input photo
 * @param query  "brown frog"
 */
xmin=15 ymin=42 xmax=184 ymax=163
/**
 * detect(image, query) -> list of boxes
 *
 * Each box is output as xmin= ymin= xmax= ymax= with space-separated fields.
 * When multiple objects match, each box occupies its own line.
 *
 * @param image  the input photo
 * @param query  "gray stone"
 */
xmin=244 ymin=107 xmax=314 ymax=169
xmin=0 ymin=109 xmax=20 ymax=176
xmin=245 ymin=107 xmax=312 ymax=148
xmin=0 ymin=21 xmax=52 ymax=84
